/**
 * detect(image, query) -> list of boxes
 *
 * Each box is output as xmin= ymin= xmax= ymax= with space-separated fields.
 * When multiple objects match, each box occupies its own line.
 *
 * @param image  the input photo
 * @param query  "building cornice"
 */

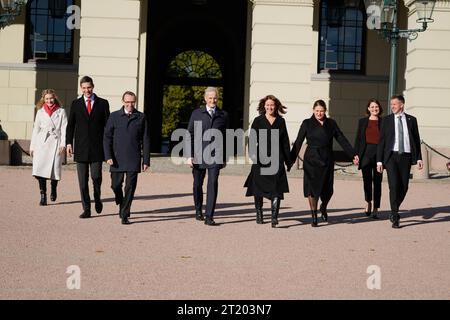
xmin=250 ymin=0 xmax=314 ymax=7
xmin=0 ymin=62 xmax=78 ymax=72
xmin=311 ymin=72 xmax=389 ymax=83
xmin=406 ymin=0 xmax=450 ymax=17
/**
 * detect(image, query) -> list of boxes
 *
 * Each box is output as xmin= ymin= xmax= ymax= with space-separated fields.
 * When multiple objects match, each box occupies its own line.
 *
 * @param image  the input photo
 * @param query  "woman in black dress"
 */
xmin=354 ymin=99 xmax=383 ymax=219
xmin=244 ymin=95 xmax=292 ymax=228
xmin=290 ymin=100 xmax=358 ymax=227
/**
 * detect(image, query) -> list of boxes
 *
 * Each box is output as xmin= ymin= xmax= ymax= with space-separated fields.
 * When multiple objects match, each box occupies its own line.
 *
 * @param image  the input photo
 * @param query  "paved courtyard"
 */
xmin=0 ymin=160 xmax=449 ymax=300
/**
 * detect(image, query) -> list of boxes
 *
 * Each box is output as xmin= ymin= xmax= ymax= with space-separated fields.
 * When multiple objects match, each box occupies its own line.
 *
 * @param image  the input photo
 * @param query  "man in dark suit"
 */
xmin=66 ymin=76 xmax=110 ymax=219
xmin=187 ymin=87 xmax=229 ymax=226
xmin=377 ymin=95 xmax=423 ymax=228
xmin=103 ymin=91 xmax=150 ymax=225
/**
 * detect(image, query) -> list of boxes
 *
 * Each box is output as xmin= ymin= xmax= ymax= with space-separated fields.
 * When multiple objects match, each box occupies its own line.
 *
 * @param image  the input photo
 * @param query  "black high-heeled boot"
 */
xmin=50 ymin=180 xmax=58 ymax=202
xmin=255 ymin=196 xmax=264 ymax=224
xmin=40 ymin=192 xmax=47 ymax=206
xmin=311 ymin=210 xmax=318 ymax=227
xmin=38 ymin=178 xmax=47 ymax=206
xmin=271 ymin=197 xmax=280 ymax=228
xmin=319 ymin=204 xmax=328 ymax=222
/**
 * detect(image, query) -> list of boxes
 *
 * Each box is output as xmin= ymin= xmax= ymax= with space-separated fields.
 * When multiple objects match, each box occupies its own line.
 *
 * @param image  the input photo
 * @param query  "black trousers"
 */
xmin=111 ymin=171 xmax=138 ymax=218
xmin=362 ymin=165 xmax=383 ymax=208
xmin=76 ymin=162 xmax=103 ymax=211
xmin=385 ymin=152 xmax=412 ymax=213
xmin=361 ymin=145 xmax=383 ymax=208
xmin=192 ymin=166 xmax=220 ymax=218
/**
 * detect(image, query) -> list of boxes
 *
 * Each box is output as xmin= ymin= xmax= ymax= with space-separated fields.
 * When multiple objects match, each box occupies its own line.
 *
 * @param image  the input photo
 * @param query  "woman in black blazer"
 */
xmin=290 ymin=100 xmax=358 ymax=227
xmin=244 ymin=95 xmax=292 ymax=228
xmin=354 ymin=99 xmax=383 ymax=219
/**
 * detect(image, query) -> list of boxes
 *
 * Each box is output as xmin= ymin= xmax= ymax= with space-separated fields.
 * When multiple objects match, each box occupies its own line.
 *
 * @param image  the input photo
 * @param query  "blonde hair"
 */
xmin=36 ymin=89 xmax=62 ymax=109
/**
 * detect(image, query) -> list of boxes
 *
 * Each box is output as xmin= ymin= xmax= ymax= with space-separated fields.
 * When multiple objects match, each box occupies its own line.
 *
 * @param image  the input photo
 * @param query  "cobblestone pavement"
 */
xmin=0 ymin=158 xmax=449 ymax=299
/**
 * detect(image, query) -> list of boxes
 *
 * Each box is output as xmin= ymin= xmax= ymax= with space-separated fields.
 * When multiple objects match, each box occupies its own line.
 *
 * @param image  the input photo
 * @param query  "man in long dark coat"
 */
xmin=103 ymin=91 xmax=150 ymax=225
xmin=66 ymin=76 xmax=110 ymax=218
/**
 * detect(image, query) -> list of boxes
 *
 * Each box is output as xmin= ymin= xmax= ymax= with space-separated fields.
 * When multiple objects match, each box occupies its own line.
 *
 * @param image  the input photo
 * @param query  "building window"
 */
xmin=318 ymin=0 xmax=366 ymax=73
xmin=166 ymin=50 xmax=223 ymax=80
xmin=24 ymin=0 xmax=74 ymax=63
xmin=163 ymin=50 xmax=224 ymax=140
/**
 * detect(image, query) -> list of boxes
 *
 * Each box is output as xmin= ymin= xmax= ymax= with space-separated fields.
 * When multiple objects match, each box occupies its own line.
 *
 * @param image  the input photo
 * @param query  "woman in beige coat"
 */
xmin=30 ymin=89 xmax=67 ymax=205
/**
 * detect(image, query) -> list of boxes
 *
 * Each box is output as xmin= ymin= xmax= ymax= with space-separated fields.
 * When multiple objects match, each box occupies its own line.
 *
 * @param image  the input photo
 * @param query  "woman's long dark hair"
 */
xmin=257 ymin=95 xmax=287 ymax=115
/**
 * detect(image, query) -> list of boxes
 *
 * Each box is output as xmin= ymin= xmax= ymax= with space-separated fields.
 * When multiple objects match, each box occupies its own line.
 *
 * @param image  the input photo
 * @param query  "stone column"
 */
xmin=404 ymin=1 xmax=450 ymax=149
xmin=78 ymin=0 xmax=141 ymax=110
xmin=248 ymin=0 xmax=314 ymax=138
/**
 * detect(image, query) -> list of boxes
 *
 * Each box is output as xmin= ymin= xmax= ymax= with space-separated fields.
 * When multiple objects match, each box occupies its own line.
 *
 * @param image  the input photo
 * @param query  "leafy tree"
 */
xmin=162 ymin=50 xmax=223 ymax=139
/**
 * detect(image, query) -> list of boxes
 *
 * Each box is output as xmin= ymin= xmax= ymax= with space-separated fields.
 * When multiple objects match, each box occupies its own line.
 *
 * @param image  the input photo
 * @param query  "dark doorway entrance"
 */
xmin=145 ymin=0 xmax=249 ymax=152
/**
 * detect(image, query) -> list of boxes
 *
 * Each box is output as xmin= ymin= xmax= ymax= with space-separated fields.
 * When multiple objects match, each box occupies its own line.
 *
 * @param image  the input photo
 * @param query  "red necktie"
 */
xmin=86 ymin=99 xmax=92 ymax=115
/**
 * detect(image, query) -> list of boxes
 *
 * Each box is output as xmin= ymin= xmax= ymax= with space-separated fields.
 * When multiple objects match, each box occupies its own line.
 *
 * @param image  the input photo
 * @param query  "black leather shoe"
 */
xmin=204 ymin=217 xmax=217 ymax=226
xmin=320 ymin=204 xmax=328 ymax=222
xmin=371 ymin=208 xmax=379 ymax=219
xmin=79 ymin=211 xmax=91 ymax=219
xmin=95 ymin=200 xmax=103 ymax=214
xmin=392 ymin=220 xmax=400 ymax=228
xmin=39 ymin=193 xmax=47 ymax=206
xmin=195 ymin=210 xmax=204 ymax=221
xmin=121 ymin=217 xmax=131 ymax=225
xmin=391 ymin=213 xmax=400 ymax=228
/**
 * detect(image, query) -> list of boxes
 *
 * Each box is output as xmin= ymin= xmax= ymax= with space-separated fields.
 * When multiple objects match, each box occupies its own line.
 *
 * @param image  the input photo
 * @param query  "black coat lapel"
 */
xmin=361 ymin=117 xmax=369 ymax=139
xmin=78 ymin=97 xmax=89 ymax=120
xmin=405 ymin=113 xmax=414 ymax=140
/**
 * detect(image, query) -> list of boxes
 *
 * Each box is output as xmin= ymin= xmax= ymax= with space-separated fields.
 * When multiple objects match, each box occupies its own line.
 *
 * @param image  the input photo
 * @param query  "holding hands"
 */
xmin=66 ymin=144 xmax=73 ymax=157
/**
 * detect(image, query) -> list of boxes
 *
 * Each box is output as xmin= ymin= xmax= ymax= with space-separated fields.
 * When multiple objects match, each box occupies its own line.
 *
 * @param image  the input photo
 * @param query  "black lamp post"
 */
xmin=0 ymin=0 xmax=28 ymax=29
xmin=364 ymin=0 xmax=436 ymax=110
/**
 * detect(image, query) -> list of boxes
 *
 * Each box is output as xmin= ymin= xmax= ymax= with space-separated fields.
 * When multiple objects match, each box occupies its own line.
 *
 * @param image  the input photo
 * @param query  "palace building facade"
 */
xmin=0 ymin=0 xmax=449 ymax=170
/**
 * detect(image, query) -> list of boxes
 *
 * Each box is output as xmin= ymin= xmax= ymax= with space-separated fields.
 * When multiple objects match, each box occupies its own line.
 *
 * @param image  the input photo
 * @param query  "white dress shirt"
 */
xmin=393 ymin=112 xmax=411 ymax=153
xmin=207 ymin=105 xmax=216 ymax=117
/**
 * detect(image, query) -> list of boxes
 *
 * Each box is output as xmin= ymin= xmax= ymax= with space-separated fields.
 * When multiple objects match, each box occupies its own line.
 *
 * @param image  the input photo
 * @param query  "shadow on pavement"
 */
xmin=53 ymin=193 xmax=192 ymax=205
xmin=128 ymin=202 xmax=254 ymax=225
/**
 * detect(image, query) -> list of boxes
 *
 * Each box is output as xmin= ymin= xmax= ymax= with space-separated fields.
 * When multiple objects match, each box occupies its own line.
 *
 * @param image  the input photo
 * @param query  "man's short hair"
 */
xmin=204 ymin=87 xmax=219 ymax=98
xmin=391 ymin=94 xmax=405 ymax=104
xmin=80 ymin=76 xmax=94 ymax=86
xmin=122 ymin=91 xmax=136 ymax=101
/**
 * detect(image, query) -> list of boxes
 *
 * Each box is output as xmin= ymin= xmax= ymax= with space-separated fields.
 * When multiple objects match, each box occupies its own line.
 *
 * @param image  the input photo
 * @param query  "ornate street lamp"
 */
xmin=364 ymin=0 xmax=436 ymax=110
xmin=0 ymin=0 xmax=28 ymax=29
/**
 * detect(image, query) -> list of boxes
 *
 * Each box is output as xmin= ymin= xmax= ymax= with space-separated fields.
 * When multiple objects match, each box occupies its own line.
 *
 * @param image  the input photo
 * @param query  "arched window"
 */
xmin=163 ymin=50 xmax=223 ymax=143
xmin=167 ymin=50 xmax=223 ymax=79
xmin=318 ymin=0 xmax=366 ymax=72
xmin=24 ymin=0 xmax=74 ymax=63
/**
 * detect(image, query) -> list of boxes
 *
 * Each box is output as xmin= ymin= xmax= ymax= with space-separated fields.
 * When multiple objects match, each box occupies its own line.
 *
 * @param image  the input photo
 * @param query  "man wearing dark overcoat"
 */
xmin=66 ymin=76 xmax=110 ymax=218
xmin=186 ymin=87 xmax=229 ymax=226
xmin=103 ymin=91 xmax=150 ymax=225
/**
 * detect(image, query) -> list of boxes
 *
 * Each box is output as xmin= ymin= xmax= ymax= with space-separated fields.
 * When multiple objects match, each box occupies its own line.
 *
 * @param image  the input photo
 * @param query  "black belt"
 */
xmin=392 ymin=151 xmax=411 ymax=155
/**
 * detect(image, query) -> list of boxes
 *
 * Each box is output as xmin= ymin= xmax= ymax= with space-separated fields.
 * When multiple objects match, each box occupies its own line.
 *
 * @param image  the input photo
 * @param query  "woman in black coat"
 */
xmin=354 ymin=99 xmax=383 ymax=219
xmin=290 ymin=100 xmax=358 ymax=227
xmin=244 ymin=95 xmax=292 ymax=228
